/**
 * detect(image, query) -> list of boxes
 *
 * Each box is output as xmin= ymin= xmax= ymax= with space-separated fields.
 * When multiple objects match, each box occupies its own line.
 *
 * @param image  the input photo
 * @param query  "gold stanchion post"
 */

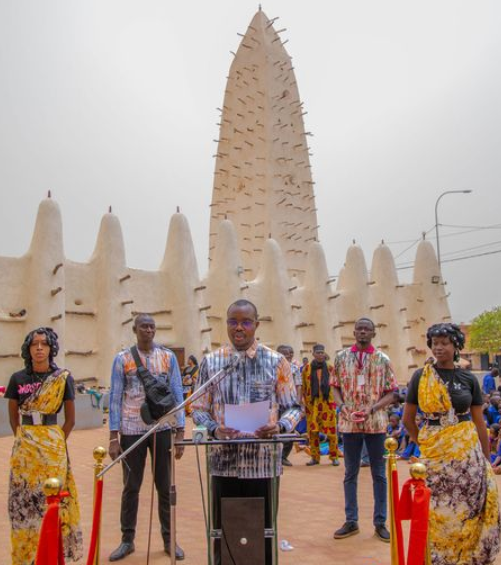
xmin=409 ymin=462 xmax=431 ymax=565
xmin=385 ymin=437 xmax=400 ymax=565
xmin=43 ymin=477 xmax=62 ymax=497
xmin=93 ymin=446 xmax=107 ymax=565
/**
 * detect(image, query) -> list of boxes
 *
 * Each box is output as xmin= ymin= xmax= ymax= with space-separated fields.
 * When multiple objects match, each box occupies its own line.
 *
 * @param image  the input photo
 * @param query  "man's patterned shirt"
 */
xmin=332 ymin=345 xmax=398 ymax=434
xmin=192 ymin=340 xmax=302 ymax=478
xmin=109 ymin=345 xmax=184 ymax=435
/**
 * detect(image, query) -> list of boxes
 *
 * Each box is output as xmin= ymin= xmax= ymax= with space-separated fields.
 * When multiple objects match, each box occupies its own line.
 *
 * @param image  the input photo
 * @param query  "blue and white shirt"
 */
xmin=109 ymin=344 xmax=184 ymax=435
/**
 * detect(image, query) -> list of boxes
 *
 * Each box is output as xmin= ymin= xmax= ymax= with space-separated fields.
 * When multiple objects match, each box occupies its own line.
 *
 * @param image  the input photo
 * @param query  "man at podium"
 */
xmin=192 ymin=299 xmax=302 ymax=565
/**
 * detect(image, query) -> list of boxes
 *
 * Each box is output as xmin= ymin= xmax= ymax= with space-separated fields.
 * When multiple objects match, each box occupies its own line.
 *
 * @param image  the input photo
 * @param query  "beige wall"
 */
xmin=0 ymin=198 xmax=450 ymax=386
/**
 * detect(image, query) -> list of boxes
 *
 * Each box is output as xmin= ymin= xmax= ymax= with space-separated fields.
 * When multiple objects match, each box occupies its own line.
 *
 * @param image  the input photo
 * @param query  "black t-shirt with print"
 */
xmin=406 ymin=367 xmax=483 ymax=414
xmin=5 ymin=368 xmax=75 ymax=411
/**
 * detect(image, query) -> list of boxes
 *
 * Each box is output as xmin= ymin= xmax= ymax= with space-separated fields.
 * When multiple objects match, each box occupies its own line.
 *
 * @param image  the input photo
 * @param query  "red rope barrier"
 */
xmin=35 ymin=491 xmax=69 ymax=565
xmin=86 ymin=479 xmax=104 ymax=565
xmin=398 ymin=478 xmax=431 ymax=565
xmin=391 ymin=468 xmax=406 ymax=565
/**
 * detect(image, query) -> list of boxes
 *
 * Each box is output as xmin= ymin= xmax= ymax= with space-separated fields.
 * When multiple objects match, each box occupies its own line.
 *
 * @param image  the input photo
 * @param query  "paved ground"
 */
xmin=1 ymin=423 xmax=501 ymax=564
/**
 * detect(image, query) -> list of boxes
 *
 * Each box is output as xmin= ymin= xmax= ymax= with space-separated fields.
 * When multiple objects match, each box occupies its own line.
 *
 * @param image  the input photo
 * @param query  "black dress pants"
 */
xmin=212 ymin=476 xmax=277 ymax=565
xmin=120 ymin=430 xmax=172 ymax=545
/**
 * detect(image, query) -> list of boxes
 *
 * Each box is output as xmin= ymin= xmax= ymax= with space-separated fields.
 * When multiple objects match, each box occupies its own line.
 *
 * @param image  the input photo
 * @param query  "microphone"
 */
xmin=224 ymin=352 xmax=241 ymax=371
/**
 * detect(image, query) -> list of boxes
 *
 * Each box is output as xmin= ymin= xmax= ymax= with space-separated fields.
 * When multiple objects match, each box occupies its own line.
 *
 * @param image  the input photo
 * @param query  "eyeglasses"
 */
xmin=226 ymin=319 xmax=256 ymax=330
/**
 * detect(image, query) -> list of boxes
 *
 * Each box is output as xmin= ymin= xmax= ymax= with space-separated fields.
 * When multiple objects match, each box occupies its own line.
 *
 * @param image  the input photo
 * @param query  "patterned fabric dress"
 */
xmin=8 ymin=370 xmax=83 ymax=565
xmin=302 ymin=362 xmax=339 ymax=461
xmin=417 ymin=363 xmax=501 ymax=565
xmin=182 ymin=365 xmax=198 ymax=415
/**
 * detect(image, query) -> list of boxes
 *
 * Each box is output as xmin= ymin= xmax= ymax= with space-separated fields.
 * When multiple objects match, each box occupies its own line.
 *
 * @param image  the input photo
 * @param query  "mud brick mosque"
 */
xmin=0 ymin=10 xmax=450 ymax=385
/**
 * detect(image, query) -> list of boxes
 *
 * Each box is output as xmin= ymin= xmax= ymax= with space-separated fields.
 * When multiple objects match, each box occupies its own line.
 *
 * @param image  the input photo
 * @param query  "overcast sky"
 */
xmin=0 ymin=1 xmax=500 ymax=323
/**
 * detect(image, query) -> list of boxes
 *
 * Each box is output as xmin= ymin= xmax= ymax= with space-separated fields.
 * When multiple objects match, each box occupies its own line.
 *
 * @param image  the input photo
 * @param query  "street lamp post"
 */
xmin=434 ymin=190 xmax=473 ymax=268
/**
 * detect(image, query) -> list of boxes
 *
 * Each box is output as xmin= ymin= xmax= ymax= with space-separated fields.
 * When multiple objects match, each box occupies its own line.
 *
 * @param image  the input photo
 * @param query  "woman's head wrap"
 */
xmin=21 ymin=327 xmax=59 ymax=373
xmin=426 ymin=323 xmax=465 ymax=355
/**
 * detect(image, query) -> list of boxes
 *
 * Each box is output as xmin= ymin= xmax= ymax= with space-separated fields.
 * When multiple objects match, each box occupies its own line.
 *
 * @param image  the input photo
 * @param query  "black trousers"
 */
xmin=282 ymin=441 xmax=293 ymax=460
xmin=120 ymin=430 xmax=172 ymax=545
xmin=212 ymin=476 xmax=277 ymax=565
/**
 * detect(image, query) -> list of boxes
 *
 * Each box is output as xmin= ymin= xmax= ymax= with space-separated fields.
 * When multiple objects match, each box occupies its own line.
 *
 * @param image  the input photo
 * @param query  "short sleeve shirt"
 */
xmin=406 ymin=367 xmax=483 ymax=414
xmin=332 ymin=347 xmax=398 ymax=434
xmin=483 ymin=373 xmax=496 ymax=395
xmin=5 ymin=368 xmax=75 ymax=412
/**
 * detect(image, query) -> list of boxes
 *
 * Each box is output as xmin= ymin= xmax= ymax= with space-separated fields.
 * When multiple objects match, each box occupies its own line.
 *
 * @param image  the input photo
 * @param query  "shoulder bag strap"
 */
xmin=130 ymin=345 xmax=143 ymax=368
xmin=130 ymin=346 xmax=148 ymax=386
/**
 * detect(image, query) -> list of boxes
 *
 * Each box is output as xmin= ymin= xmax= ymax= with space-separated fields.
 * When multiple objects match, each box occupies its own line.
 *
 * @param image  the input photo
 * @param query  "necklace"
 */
xmin=32 ymin=370 xmax=50 ymax=384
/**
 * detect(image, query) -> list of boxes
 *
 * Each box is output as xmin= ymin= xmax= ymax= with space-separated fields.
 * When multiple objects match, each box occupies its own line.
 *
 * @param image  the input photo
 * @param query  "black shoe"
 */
xmin=306 ymin=459 xmax=320 ymax=466
xmin=331 ymin=458 xmax=340 ymax=466
xmin=165 ymin=543 xmax=185 ymax=560
xmin=282 ymin=458 xmax=293 ymax=467
xmin=333 ymin=521 xmax=359 ymax=539
xmin=109 ymin=542 xmax=135 ymax=562
xmin=375 ymin=524 xmax=390 ymax=542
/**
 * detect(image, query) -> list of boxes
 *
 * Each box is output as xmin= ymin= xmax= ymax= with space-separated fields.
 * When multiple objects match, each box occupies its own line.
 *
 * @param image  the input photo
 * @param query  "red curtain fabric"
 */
xmin=398 ymin=478 xmax=431 ymax=565
xmin=391 ymin=468 xmax=406 ymax=565
xmin=35 ymin=492 xmax=69 ymax=565
xmin=86 ymin=479 xmax=104 ymax=565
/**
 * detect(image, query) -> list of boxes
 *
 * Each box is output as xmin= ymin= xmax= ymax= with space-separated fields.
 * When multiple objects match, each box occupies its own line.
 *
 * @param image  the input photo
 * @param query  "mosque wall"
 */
xmin=0 ymin=197 xmax=450 ymax=386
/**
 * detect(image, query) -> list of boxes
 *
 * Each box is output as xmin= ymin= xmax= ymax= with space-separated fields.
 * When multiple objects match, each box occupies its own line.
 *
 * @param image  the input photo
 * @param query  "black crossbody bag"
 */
xmin=130 ymin=346 xmax=176 ymax=425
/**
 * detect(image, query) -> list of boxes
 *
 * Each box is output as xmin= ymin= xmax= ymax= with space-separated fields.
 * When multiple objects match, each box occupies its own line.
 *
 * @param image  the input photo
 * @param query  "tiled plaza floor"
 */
xmin=1 ymin=423 xmax=501 ymax=564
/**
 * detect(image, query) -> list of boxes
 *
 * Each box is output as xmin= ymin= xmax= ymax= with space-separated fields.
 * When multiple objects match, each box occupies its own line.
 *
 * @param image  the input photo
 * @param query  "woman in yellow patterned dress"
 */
xmin=403 ymin=323 xmax=500 ymax=565
xmin=5 ymin=327 xmax=83 ymax=565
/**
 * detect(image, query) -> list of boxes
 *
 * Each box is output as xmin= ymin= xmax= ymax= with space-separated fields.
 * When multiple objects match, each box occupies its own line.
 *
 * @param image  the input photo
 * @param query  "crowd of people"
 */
xmin=3 ymin=307 xmax=501 ymax=565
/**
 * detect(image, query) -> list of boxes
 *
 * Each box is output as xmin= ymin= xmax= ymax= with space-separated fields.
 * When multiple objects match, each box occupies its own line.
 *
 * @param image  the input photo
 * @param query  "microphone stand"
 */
xmin=97 ymin=357 xmax=239 ymax=565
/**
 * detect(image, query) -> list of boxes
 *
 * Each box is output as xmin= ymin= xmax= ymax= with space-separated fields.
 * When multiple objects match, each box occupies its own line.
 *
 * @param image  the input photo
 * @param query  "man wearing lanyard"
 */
xmin=332 ymin=318 xmax=398 ymax=542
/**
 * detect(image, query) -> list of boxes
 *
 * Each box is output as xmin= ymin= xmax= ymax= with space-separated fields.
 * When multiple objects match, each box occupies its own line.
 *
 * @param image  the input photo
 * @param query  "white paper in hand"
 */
xmin=225 ymin=401 xmax=269 ymax=433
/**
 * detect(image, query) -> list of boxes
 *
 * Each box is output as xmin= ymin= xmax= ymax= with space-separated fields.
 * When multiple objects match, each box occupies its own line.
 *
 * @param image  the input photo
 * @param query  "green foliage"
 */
xmin=469 ymin=307 xmax=501 ymax=354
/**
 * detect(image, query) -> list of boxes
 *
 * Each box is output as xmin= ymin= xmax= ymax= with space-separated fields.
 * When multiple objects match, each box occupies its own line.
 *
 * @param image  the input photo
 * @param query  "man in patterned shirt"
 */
xmin=277 ymin=344 xmax=302 ymax=466
xmin=192 ymin=300 xmax=302 ymax=565
xmin=108 ymin=314 xmax=185 ymax=561
xmin=302 ymin=343 xmax=340 ymax=466
xmin=332 ymin=318 xmax=398 ymax=543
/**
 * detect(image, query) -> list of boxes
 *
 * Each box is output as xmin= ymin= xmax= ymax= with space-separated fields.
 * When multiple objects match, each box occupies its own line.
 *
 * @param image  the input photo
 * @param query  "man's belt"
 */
xmin=22 ymin=414 xmax=58 ymax=425
xmin=426 ymin=414 xmax=471 ymax=426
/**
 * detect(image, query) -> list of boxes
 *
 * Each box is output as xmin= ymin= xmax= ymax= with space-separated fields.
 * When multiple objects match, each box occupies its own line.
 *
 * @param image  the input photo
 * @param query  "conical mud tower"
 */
xmin=209 ymin=9 xmax=318 ymax=280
